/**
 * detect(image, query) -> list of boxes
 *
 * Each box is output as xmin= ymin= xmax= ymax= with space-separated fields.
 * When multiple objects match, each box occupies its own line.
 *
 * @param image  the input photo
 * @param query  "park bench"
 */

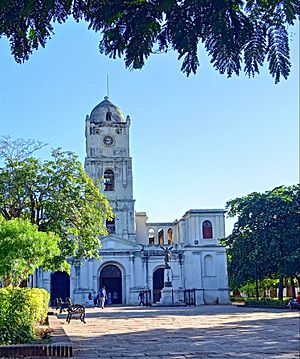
xmin=55 ymin=297 xmax=72 ymax=314
xmin=55 ymin=297 xmax=86 ymax=323
xmin=66 ymin=304 xmax=86 ymax=324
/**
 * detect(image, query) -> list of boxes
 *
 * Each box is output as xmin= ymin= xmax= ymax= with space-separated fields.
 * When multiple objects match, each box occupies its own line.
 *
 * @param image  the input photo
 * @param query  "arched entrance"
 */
xmin=153 ymin=267 xmax=164 ymax=303
xmin=100 ymin=265 xmax=122 ymax=304
xmin=51 ymin=271 xmax=70 ymax=305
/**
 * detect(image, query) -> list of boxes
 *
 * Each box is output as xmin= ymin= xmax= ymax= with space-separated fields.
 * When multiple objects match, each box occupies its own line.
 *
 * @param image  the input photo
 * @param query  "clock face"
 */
xmin=103 ymin=135 xmax=114 ymax=147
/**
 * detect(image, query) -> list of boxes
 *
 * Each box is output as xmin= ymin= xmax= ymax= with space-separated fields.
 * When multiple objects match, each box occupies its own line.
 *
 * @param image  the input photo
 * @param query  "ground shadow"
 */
xmin=58 ymin=307 xmax=299 ymax=359
xmin=57 ymin=304 xmax=299 ymax=321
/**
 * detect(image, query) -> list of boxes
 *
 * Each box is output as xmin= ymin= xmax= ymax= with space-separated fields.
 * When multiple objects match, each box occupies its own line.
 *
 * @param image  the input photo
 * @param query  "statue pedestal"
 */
xmin=156 ymin=268 xmax=173 ymax=306
xmin=155 ymin=261 xmax=186 ymax=306
xmin=156 ymin=268 xmax=184 ymax=306
xmin=158 ymin=287 xmax=174 ymax=306
xmin=164 ymin=268 xmax=172 ymax=287
xmin=157 ymin=287 xmax=187 ymax=306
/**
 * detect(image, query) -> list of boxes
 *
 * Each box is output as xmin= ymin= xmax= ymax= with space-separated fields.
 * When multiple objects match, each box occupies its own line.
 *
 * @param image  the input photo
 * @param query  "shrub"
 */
xmin=0 ymin=287 xmax=50 ymax=344
xmin=245 ymin=298 xmax=290 ymax=307
xmin=230 ymin=296 xmax=246 ymax=302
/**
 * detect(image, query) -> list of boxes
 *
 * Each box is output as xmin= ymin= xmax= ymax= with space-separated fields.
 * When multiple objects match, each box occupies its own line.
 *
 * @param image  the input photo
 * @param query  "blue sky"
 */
xmin=0 ymin=20 xmax=298 ymax=234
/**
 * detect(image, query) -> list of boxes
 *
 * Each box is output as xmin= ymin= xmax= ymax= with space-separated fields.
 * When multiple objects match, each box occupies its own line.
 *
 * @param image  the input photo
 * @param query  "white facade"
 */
xmin=37 ymin=97 xmax=230 ymax=306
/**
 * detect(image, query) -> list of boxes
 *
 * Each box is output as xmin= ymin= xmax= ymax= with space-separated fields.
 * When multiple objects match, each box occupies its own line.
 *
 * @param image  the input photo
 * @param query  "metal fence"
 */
xmin=183 ymin=289 xmax=196 ymax=306
xmin=140 ymin=288 xmax=196 ymax=307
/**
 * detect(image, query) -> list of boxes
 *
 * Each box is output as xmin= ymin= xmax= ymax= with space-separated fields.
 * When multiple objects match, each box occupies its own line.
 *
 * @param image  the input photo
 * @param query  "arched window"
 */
xmin=148 ymin=228 xmax=155 ymax=245
xmin=106 ymin=112 xmax=112 ymax=121
xmin=104 ymin=169 xmax=114 ymax=191
xmin=106 ymin=218 xmax=115 ymax=234
xmin=203 ymin=220 xmax=213 ymax=239
xmin=158 ymin=228 xmax=164 ymax=245
xmin=167 ymin=228 xmax=173 ymax=245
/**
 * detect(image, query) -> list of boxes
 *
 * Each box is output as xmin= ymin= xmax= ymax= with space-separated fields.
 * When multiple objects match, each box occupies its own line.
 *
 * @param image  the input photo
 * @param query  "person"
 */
xmin=93 ymin=290 xmax=98 ymax=306
xmin=99 ymin=286 xmax=107 ymax=309
xmin=112 ymin=290 xmax=118 ymax=304
xmin=138 ymin=291 xmax=144 ymax=306
xmin=287 ymin=291 xmax=300 ymax=309
xmin=86 ymin=292 xmax=94 ymax=307
xmin=107 ymin=291 xmax=112 ymax=305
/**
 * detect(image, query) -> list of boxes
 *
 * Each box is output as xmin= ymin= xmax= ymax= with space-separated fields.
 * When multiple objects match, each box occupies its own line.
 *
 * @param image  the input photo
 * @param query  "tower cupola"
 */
xmin=89 ymin=96 xmax=125 ymax=124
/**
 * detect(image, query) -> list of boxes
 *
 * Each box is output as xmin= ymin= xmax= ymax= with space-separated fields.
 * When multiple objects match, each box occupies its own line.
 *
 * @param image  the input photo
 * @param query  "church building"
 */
xmin=38 ymin=97 xmax=230 ymax=306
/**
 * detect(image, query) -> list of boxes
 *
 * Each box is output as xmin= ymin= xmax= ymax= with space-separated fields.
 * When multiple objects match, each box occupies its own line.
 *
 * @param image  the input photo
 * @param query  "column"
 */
xmin=164 ymin=227 xmax=168 ymax=245
xmin=179 ymin=253 xmax=184 ymax=288
xmin=42 ymin=271 xmax=51 ymax=294
xmin=93 ymin=275 xmax=98 ymax=293
xmin=129 ymin=254 xmax=135 ymax=288
xmin=191 ymin=217 xmax=196 ymax=242
xmin=124 ymin=205 xmax=129 ymax=237
xmin=143 ymin=256 xmax=149 ymax=288
xmin=122 ymin=160 xmax=127 ymax=187
xmin=75 ymin=264 xmax=80 ymax=289
xmin=182 ymin=220 xmax=187 ymax=243
xmin=70 ymin=265 xmax=76 ymax=302
xmin=143 ymin=257 xmax=146 ymax=287
xmin=195 ymin=217 xmax=200 ymax=241
xmin=88 ymin=259 xmax=93 ymax=289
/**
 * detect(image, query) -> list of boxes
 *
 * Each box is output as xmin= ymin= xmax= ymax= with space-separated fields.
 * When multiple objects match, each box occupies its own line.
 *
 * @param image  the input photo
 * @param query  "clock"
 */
xmin=103 ymin=135 xmax=114 ymax=146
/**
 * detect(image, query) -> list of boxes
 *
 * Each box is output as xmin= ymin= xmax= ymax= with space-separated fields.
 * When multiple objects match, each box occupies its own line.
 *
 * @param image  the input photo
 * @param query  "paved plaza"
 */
xmin=58 ymin=305 xmax=300 ymax=359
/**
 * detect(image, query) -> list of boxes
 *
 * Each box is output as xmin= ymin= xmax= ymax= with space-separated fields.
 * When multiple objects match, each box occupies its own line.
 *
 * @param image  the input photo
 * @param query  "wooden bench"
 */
xmin=66 ymin=304 xmax=86 ymax=324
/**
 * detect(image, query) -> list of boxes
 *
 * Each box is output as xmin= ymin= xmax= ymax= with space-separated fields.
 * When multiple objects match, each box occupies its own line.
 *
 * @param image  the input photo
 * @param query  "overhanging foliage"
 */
xmin=0 ymin=1 xmax=299 ymax=82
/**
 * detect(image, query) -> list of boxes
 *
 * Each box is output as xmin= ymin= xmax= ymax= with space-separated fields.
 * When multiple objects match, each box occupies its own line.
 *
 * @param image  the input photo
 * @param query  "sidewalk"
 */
xmin=56 ymin=305 xmax=300 ymax=359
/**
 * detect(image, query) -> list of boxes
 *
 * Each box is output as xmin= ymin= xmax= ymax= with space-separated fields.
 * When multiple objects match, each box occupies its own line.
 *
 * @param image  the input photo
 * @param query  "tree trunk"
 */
xmin=255 ymin=265 xmax=259 ymax=300
xmin=278 ymin=275 xmax=284 ymax=300
xmin=4 ymin=274 xmax=11 ymax=287
xmin=290 ymin=276 xmax=296 ymax=298
xmin=295 ymin=274 xmax=300 ymax=288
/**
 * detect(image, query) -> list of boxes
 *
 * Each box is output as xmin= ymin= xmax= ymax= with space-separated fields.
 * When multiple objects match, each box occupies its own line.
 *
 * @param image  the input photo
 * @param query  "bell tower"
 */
xmin=84 ymin=96 xmax=135 ymax=242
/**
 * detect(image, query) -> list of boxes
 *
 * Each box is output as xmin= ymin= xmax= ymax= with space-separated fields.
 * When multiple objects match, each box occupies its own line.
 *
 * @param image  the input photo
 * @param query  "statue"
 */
xmin=160 ymin=245 xmax=173 ymax=269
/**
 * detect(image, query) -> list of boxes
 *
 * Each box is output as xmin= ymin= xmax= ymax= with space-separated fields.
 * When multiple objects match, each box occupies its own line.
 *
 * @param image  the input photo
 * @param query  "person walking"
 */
xmin=93 ymin=290 xmax=98 ymax=306
xmin=99 ymin=286 xmax=107 ymax=309
xmin=138 ymin=291 xmax=144 ymax=306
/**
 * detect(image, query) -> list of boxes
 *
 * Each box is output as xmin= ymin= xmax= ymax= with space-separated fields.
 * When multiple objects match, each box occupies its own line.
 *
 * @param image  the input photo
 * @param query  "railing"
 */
xmin=140 ymin=290 xmax=152 ymax=307
xmin=184 ymin=289 xmax=196 ymax=306
xmin=167 ymin=289 xmax=196 ymax=306
xmin=140 ymin=289 xmax=196 ymax=307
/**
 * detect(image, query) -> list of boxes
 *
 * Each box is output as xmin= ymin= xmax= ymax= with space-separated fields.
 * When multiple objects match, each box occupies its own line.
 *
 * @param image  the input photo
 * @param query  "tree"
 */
xmin=0 ymin=135 xmax=46 ymax=162
xmin=239 ymin=277 xmax=279 ymax=298
xmin=0 ymin=218 xmax=65 ymax=286
xmin=0 ymin=145 xmax=113 ymax=264
xmin=223 ymin=185 xmax=300 ymax=299
xmin=0 ymin=1 xmax=299 ymax=83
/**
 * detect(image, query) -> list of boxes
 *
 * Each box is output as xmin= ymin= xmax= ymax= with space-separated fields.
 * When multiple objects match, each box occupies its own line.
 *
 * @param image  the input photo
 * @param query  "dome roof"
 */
xmin=89 ymin=96 xmax=125 ymax=123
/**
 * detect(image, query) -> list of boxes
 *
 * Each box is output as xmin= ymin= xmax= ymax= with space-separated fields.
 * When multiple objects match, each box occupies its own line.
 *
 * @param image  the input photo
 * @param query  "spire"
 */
xmin=106 ymin=75 xmax=110 ymax=99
